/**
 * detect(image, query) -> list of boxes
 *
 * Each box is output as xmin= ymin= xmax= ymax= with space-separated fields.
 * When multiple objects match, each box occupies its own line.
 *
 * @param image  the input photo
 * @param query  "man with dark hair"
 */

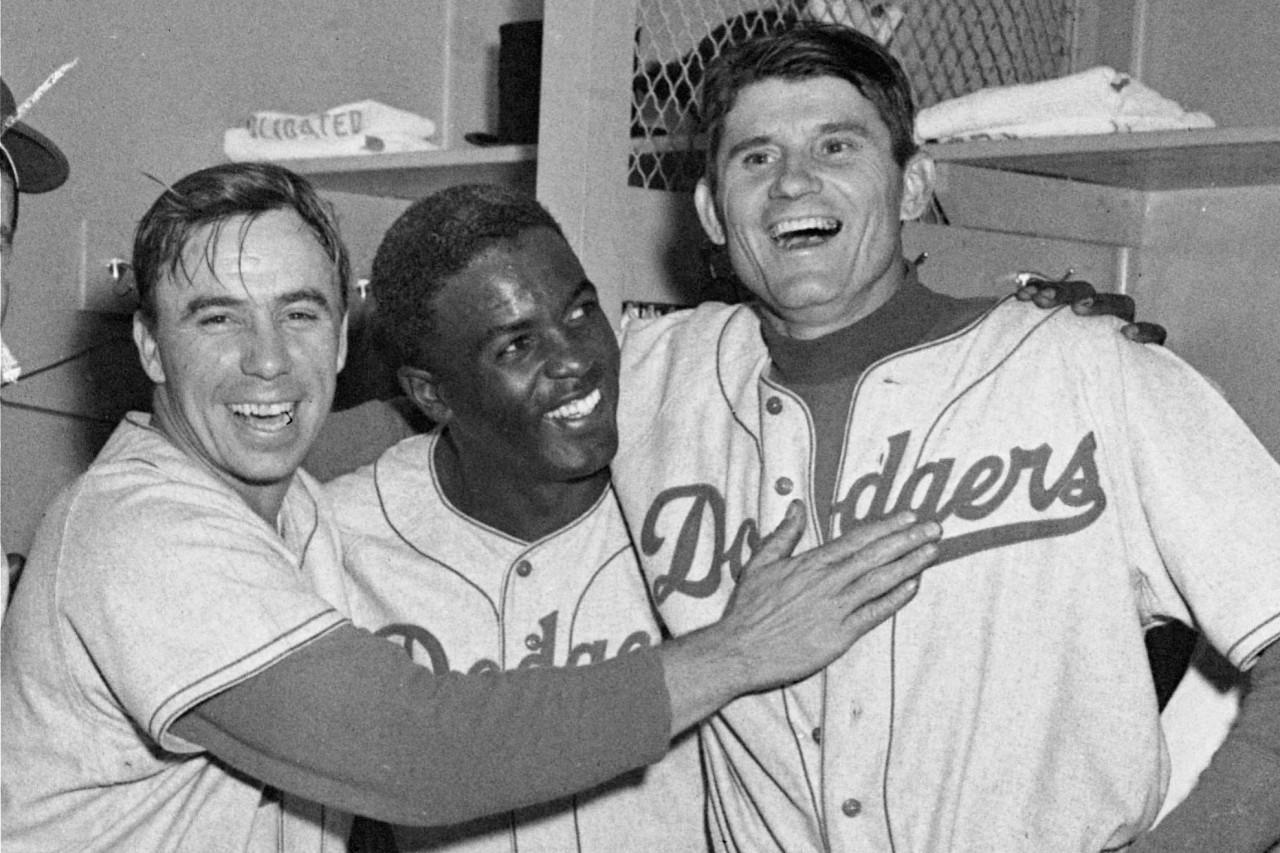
xmin=324 ymin=182 xmax=709 ymax=852
xmin=612 ymin=23 xmax=1280 ymax=852
xmin=0 ymin=161 xmax=942 ymax=852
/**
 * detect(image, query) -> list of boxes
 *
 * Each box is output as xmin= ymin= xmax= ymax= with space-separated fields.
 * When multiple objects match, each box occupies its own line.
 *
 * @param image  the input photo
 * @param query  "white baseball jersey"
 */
xmin=613 ymin=295 xmax=1280 ymax=853
xmin=0 ymin=414 xmax=352 ymax=852
xmin=323 ymin=432 xmax=708 ymax=853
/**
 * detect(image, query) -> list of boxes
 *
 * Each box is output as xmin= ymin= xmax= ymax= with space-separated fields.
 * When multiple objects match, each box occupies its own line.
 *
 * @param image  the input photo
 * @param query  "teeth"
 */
xmin=547 ymin=389 xmax=601 ymax=420
xmin=230 ymin=402 xmax=296 ymax=424
xmin=768 ymin=216 xmax=840 ymax=240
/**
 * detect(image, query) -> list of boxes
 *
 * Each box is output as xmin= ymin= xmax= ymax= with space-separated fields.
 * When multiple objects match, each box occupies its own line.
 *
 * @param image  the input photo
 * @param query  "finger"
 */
xmin=836 ymin=538 xmax=938 ymax=600
xmin=814 ymin=511 xmax=925 ymax=564
xmin=1015 ymin=279 xmax=1096 ymax=308
xmin=1014 ymin=282 xmax=1051 ymax=304
xmin=1073 ymin=292 xmax=1135 ymax=322
xmin=744 ymin=500 xmax=806 ymax=570
xmin=818 ymin=519 xmax=942 ymax=578
xmin=1013 ymin=282 xmax=1042 ymax=302
xmin=1122 ymin=321 xmax=1167 ymax=346
xmin=840 ymin=574 xmax=923 ymax=630
xmin=1048 ymin=279 xmax=1097 ymax=306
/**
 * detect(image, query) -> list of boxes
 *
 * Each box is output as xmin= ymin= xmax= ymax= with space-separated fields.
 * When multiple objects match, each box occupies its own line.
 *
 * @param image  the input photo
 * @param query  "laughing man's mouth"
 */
xmin=547 ymin=389 xmax=602 ymax=421
xmin=768 ymin=216 xmax=842 ymax=249
xmin=230 ymin=401 xmax=296 ymax=427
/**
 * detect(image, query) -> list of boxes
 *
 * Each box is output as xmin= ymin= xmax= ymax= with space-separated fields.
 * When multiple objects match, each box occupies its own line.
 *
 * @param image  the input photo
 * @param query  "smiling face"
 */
xmin=695 ymin=75 xmax=934 ymax=339
xmin=132 ymin=209 xmax=348 ymax=520
xmin=405 ymin=225 xmax=620 ymax=491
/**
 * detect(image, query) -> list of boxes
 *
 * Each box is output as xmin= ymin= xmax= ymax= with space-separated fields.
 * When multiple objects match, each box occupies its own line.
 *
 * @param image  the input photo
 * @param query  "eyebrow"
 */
xmin=478 ymin=277 xmax=596 ymax=345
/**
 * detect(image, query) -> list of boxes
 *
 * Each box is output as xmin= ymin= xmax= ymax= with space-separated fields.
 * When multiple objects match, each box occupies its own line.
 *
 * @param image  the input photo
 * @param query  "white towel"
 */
xmin=224 ymin=128 xmax=440 ymax=162
xmin=1 ymin=335 xmax=21 ymax=386
xmin=916 ymin=66 xmax=1215 ymax=143
xmin=223 ymin=100 xmax=440 ymax=161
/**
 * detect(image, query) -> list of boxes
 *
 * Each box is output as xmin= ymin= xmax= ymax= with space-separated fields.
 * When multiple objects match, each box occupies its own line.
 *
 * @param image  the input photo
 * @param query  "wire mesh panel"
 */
xmin=630 ymin=0 xmax=1078 ymax=191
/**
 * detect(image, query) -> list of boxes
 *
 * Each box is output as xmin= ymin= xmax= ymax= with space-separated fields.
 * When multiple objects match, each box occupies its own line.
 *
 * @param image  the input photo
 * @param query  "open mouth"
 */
xmin=546 ymin=388 xmax=602 ymax=421
xmin=230 ymin=401 xmax=296 ymax=429
xmin=768 ymin=216 xmax=842 ymax=249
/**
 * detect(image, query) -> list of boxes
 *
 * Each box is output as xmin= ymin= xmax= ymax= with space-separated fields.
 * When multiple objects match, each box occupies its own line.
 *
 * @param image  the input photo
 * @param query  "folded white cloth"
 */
xmin=1 ymin=335 xmax=21 ymax=386
xmin=223 ymin=128 xmax=441 ymax=161
xmin=916 ymin=66 xmax=1215 ymax=143
xmin=223 ymin=100 xmax=440 ymax=161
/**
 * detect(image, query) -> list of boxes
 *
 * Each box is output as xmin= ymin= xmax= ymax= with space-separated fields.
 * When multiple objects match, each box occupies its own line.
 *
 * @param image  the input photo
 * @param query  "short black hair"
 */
xmin=371 ymin=183 xmax=563 ymax=370
xmin=131 ymin=162 xmax=350 ymax=323
xmin=699 ymin=22 xmax=919 ymax=193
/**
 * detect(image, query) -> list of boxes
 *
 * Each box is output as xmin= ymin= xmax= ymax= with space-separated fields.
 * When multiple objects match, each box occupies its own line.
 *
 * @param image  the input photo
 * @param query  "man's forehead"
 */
xmin=170 ymin=210 xmax=335 ymax=295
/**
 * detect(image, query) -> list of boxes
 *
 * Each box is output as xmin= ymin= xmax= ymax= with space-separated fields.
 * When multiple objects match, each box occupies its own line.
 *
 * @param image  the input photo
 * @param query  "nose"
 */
xmin=241 ymin=319 xmax=292 ymax=379
xmin=543 ymin=329 xmax=591 ymax=380
xmin=771 ymin=152 xmax=821 ymax=198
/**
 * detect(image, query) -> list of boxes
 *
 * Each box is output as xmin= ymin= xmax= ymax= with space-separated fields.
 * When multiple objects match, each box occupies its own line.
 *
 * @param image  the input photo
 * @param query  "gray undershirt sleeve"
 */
xmin=171 ymin=623 xmax=671 ymax=826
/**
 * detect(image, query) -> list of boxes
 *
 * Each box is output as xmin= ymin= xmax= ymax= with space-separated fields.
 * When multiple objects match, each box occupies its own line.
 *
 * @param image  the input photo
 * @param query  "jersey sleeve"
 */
xmin=1115 ymin=339 xmax=1280 ymax=669
xmin=56 ymin=471 xmax=348 ymax=752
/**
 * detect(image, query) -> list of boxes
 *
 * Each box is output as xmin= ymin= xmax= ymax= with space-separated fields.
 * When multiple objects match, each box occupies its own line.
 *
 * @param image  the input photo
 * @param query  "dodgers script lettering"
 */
xmin=640 ymin=430 xmax=1107 ymax=601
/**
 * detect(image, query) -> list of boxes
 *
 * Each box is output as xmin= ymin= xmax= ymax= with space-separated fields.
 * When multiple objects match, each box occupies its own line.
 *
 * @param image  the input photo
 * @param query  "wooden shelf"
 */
xmin=275 ymin=144 xmax=538 ymax=199
xmin=924 ymin=126 xmax=1280 ymax=191
xmin=271 ymin=128 xmax=1280 ymax=200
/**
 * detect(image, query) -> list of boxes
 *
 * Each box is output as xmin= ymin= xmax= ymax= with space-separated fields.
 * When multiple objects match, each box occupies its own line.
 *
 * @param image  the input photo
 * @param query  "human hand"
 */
xmin=1014 ymin=276 xmax=1168 ymax=345
xmin=660 ymin=502 xmax=940 ymax=734
xmin=717 ymin=502 xmax=940 ymax=692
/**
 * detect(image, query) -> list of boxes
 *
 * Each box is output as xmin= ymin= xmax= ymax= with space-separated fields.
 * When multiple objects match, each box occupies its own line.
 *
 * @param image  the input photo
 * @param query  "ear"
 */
xmin=694 ymin=177 xmax=727 ymax=246
xmin=898 ymin=152 xmax=937 ymax=222
xmin=336 ymin=310 xmax=349 ymax=374
xmin=398 ymin=364 xmax=451 ymax=425
xmin=132 ymin=312 xmax=167 ymax=385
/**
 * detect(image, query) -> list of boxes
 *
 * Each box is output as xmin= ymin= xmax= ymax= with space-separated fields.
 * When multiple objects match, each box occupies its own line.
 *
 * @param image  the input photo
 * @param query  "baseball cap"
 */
xmin=1 ymin=77 xmax=69 ymax=194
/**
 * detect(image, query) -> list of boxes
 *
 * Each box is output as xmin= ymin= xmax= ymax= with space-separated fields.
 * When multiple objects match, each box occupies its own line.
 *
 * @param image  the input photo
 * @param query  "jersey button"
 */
xmin=811 ymin=726 xmax=822 ymax=744
xmin=515 ymin=560 xmax=533 ymax=577
xmin=840 ymin=798 xmax=863 ymax=818
xmin=775 ymin=477 xmax=794 ymax=496
xmin=524 ymin=633 xmax=541 ymax=651
xmin=765 ymin=396 xmax=784 ymax=415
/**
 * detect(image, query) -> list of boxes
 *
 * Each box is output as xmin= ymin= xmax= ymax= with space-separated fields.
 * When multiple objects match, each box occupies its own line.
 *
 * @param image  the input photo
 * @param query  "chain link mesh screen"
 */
xmin=630 ymin=0 xmax=1077 ymax=191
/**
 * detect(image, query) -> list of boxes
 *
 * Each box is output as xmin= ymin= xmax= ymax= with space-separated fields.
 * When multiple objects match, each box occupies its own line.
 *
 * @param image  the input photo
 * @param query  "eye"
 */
xmin=821 ymin=136 xmax=859 ymax=156
xmin=285 ymin=308 xmax=322 ymax=323
xmin=497 ymin=334 xmax=533 ymax=360
xmin=740 ymin=149 xmax=774 ymax=168
xmin=196 ymin=312 xmax=233 ymax=328
xmin=566 ymin=297 xmax=599 ymax=324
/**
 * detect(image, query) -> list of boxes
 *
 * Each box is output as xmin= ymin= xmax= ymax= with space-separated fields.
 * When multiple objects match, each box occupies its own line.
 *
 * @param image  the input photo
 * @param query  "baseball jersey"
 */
xmin=323 ymin=431 xmax=708 ymax=853
xmin=0 ymin=413 xmax=351 ymax=852
xmin=612 ymin=294 xmax=1280 ymax=853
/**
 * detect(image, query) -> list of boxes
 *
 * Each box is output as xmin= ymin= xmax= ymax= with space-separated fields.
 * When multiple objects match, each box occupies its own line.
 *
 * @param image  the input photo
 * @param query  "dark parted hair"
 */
xmin=698 ymin=22 xmax=919 ymax=193
xmin=370 ymin=182 xmax=564 ymax=370
xmin=131 ymin=162 xmax=350 ymax=323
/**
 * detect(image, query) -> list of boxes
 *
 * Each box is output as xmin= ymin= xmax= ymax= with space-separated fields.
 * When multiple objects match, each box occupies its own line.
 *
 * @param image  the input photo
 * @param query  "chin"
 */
xmin=552 ymin=453 xmax=614 ymax=484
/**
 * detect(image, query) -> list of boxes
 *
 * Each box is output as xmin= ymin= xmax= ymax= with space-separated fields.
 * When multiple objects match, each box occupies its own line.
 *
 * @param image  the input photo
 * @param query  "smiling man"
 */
xmin=0 ymin=163 xmax=945 ymax=852
xmin=611 ymin=23 xmax=1280 ymax=853
xmin=322 ymin=183 xmax=707 ymax=852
